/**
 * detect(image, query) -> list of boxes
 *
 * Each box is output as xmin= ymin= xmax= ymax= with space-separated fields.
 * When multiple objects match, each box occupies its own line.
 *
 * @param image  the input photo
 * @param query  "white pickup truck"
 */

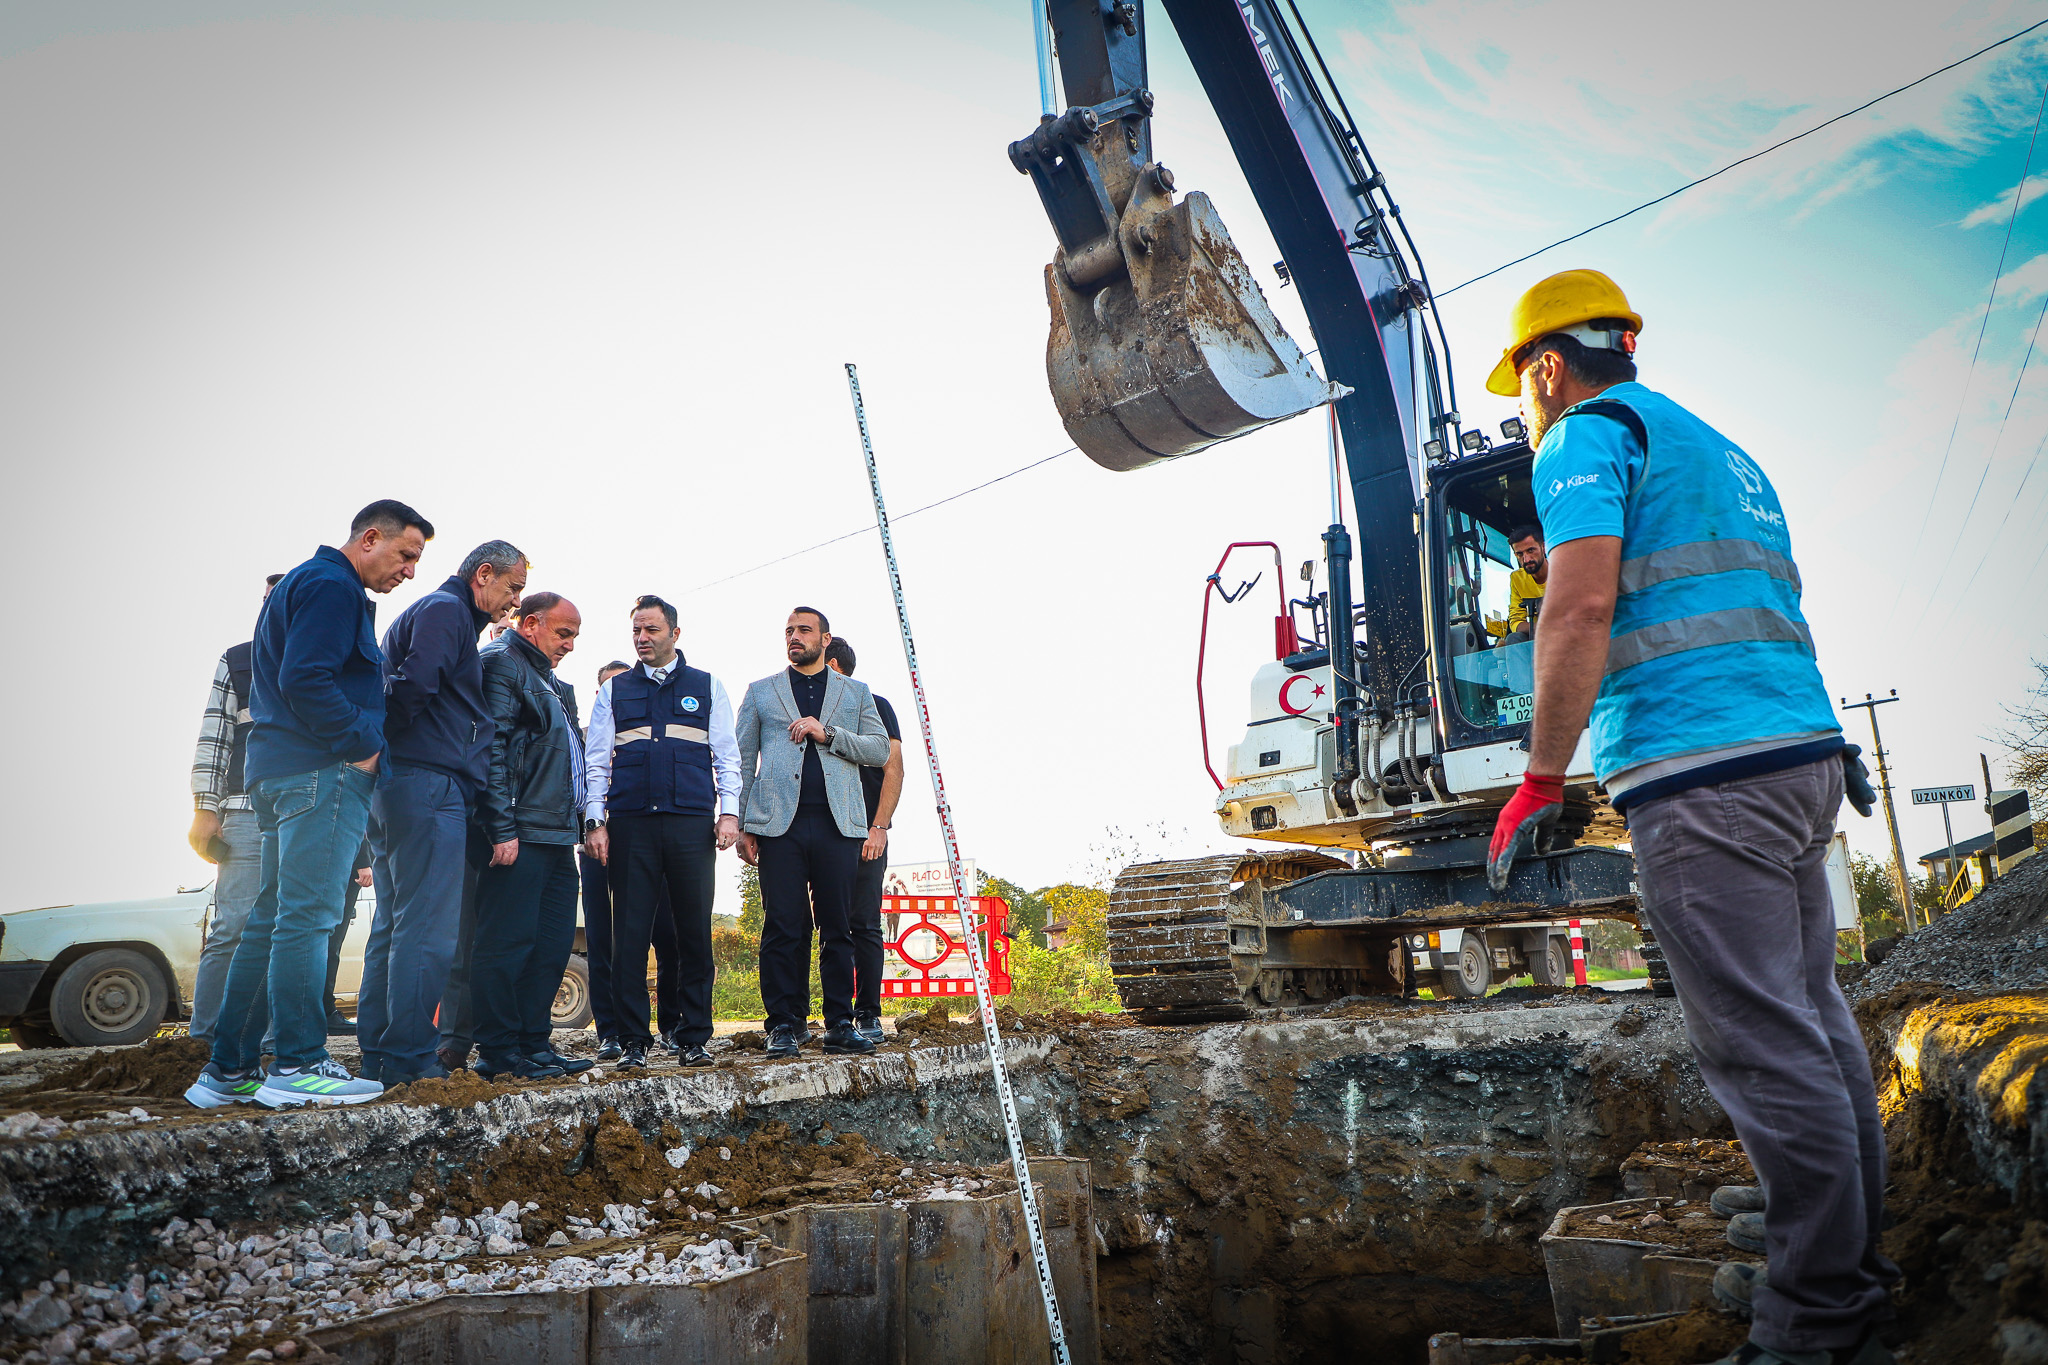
xmin=0 ymin=884 xmax=594 ymax=1049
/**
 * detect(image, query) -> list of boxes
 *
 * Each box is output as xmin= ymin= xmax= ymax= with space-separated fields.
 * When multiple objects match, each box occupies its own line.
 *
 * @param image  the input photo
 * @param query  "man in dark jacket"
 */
xmin=357 ymin=539 xmax=526 ymax=1086
xmin=470 ymin=593 xmax=595 ymax=1080
xmin=185 ymin=500 xmax=432 ymax=1111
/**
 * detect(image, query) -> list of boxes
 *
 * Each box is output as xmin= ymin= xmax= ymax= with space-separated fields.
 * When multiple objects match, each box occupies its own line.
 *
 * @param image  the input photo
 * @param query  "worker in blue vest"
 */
xmin=582 ymin=595 xmax=741 ymax=1070
xmin=1484 ymin=271 xmax=1894 ymax=1365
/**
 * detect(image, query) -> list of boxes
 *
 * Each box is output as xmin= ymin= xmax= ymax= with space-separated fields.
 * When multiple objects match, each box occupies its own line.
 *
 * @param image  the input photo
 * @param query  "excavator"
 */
xmin=1008 ymin=0 xmax=1665 ymax=1016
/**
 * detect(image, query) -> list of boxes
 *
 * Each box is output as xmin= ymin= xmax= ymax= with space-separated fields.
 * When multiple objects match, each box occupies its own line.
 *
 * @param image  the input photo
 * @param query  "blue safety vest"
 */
xmin=1531 ymin=382 xmax=1838 ymax=784
xmin=605 ymin=663 xmax=717 ymax=817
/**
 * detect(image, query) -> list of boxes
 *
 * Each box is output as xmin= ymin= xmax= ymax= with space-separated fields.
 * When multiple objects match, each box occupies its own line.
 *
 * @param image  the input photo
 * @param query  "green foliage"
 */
xmin=981 ymin=874 xmax=1050 ymax=948
xmin=1847 ymin=850 xmax=1941 ymax=939
xmin=1004 ymin=934 xmax=1121 ymax=1013
xmin=1040 ymin=883 xmax=1108 ymax=957
xmin=738 ymin=864 xmax=763 ymax=937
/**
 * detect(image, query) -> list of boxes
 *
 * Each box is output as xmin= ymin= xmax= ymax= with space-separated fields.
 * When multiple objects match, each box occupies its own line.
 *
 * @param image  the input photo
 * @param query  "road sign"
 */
xmin=1911 ymin=785 xmax=1976 ymax=806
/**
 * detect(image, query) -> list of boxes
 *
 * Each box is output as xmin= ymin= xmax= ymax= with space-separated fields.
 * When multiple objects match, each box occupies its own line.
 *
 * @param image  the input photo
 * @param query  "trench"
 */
xmin=2 ymin=950 xmax=2044 ymax=1363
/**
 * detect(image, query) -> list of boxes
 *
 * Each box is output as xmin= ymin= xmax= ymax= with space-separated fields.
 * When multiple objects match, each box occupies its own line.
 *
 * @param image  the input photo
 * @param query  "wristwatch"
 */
xmin=822 ymin=725 xmax=838 ymax=745
xmin=583 ymin=818 xmax=603 ymax=835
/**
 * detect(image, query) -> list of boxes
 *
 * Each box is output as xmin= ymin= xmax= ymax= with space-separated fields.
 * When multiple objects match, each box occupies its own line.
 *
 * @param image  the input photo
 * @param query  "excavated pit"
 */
xmin=3 ymin=863 xmax=2046 ymax=1365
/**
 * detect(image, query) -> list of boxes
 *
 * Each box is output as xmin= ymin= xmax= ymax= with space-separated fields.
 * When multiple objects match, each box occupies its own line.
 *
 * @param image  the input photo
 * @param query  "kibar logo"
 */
xmin=1237 ymin=1 xmax=1293 ymax=105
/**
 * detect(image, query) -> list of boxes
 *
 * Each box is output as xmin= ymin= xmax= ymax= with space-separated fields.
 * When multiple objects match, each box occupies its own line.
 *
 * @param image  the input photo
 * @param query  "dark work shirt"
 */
xmin=860 ymin=695 xmax=901 ymax=825
xmin=789 ymin=667 xmax=829 ymax=807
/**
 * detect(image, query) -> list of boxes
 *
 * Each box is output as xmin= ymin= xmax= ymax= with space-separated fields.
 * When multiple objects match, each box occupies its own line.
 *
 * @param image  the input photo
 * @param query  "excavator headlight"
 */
xmin=1423 ymin=439 xmax=1446 ymax=462
xmin=1500 ymin=417 xmax=1527 ymax=442
xmin=1459 ymin=430 xmax=1487 ymax=454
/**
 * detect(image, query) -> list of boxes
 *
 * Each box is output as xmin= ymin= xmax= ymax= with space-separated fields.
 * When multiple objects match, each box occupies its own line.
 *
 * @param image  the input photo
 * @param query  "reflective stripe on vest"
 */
xmin=1605 ymin=606 xmax=1814 ymax=675
xmin=1616 ymin=538 xmax=1803 ymax=596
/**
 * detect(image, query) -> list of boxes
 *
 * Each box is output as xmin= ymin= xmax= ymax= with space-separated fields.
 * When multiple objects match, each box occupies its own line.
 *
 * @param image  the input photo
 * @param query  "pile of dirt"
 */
xmin=23 ymin=1035 xmax=209 ymax=1101
xmin=379 ymin=1067 xmax=499 ymax=1108
xmin=1591 ymin=1307 xmax=1749 ymax=1365
xmin=429 ymin=1113 xmax=998 ymax=1243
xmin=1557 ymin=1201 xmax=1755 ymax=1262
xmin=1619 ymin=1138 xmax=1754 ymax=1200
xmin=1849 ymin=852 xmax=2048 ymax=1005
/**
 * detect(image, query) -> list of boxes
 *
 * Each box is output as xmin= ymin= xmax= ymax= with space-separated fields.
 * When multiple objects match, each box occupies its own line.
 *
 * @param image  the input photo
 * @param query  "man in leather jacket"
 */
xmin=468 ymin=592 xmax=595 ymax=1081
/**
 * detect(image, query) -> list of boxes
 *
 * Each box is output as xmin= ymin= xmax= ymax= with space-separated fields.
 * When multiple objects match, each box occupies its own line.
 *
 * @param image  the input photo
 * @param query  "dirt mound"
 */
xmin=380 ymin=1067 xmax=499 ymax=1108
xmin=1850 ymin=853 xmax=2048 ymax=1004
xmin=1592 ymin=1307 xmax=1748 ymax=1365
xmin=1558 ymin=1201 xmax=1756 ymax=1262
xmin=25 ymin=1036 xmax=209 ymax=1101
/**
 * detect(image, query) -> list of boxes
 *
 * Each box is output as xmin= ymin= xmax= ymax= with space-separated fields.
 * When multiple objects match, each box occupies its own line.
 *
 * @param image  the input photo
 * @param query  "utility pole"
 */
xmin=1842 ymin=691 xmax=1916 ymax=932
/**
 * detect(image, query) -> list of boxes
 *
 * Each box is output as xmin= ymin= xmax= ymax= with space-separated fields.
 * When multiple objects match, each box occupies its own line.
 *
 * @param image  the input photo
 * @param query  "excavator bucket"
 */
xmin=1046 ymin=178 xmax=1347 ymax=472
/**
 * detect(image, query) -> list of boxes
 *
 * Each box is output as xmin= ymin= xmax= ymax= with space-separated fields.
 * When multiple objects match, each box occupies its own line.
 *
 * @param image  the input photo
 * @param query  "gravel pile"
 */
xmin=1848 ymin=850 xmax=2048 ymax=1003
xmin=0 ymin=1195 xmax=761 ymax=1365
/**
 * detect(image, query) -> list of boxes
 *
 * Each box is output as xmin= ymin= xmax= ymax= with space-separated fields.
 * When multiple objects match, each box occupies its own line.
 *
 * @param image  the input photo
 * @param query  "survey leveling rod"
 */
xmin=843 ymin=363 xmax=1071 ymax=1364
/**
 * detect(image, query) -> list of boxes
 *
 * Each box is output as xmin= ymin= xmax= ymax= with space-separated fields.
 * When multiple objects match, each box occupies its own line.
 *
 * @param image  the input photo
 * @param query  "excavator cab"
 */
xmin=1426 ymin=438 xmax=1542 ymax=752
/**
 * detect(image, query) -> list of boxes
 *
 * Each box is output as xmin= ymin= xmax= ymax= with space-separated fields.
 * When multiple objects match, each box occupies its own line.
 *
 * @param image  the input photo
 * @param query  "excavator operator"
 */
xmin=1503 ymin=524 xmax=1547 ymax=643
xmin=1480 ymin=270 xmax=1895 ymax=1365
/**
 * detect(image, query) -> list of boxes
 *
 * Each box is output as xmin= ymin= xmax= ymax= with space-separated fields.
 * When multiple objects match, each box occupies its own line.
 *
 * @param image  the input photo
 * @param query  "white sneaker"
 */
xmin=256 ymin=1059 xmax=384 ymax=1108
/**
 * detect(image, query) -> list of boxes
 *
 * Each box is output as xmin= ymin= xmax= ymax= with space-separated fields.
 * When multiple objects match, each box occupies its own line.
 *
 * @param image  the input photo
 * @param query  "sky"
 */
xmin=4 ymin=0 xmax=2048 ymax=915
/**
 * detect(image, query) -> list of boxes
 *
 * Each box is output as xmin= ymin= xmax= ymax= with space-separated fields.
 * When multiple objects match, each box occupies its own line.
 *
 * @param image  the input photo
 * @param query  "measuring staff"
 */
xmin=1482 ymin=271 xmax=1895 ymax=1365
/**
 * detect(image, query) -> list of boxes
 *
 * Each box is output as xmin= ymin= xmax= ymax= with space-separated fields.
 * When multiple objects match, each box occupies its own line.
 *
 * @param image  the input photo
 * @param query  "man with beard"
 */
xmin=735 ymin=608 xmax=892 ymax=1059
xmin=1482 ymin=271 xmax=1890 ymax=1365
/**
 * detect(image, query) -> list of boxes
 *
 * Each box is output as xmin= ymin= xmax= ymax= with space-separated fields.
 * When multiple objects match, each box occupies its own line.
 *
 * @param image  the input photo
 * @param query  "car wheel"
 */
xmin=1438 ymin=933 xmax=1492 ymax=999
xmin=552 ymin=953 xmax=593 ymax=1031
xmin=7 ymin=1020 xmax=63 ymax=1049
xmin=49 ymin=949 xmax=168 ymax=1048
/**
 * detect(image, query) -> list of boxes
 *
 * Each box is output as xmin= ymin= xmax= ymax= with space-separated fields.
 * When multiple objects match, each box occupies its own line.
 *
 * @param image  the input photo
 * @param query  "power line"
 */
xmin=1438 ymin=17 xmax=2048 ymax=297
xmin=1902 ymin=76 xmax=2048 ymax=600
xmin=1922 ymin=290 xmax=2048 ymax=624
xmin=679 ymin=447 xmax=1076 ymax=596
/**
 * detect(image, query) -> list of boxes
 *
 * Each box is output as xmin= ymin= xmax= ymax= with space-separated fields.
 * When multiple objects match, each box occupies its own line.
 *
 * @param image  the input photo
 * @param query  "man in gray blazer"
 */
xmin=736 ymin=607 xmax=892 ymax=1057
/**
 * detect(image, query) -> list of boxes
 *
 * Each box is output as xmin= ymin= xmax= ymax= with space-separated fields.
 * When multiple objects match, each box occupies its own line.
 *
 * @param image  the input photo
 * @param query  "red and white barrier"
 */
xmin=879 ymin=897 xmax=1013 ymax=999
xmin=1568 ymin=918 xmax=1588 ymax=987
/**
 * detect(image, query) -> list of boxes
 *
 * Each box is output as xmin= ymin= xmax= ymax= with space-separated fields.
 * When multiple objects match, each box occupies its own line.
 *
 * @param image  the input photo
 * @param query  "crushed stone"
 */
xmin=1847 ymin=851 xmax=2048 ymax=1004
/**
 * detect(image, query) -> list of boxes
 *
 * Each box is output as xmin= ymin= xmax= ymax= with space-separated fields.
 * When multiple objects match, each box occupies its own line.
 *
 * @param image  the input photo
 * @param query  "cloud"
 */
xmin=2004 ymin=251 xmax=2048 ymax=304
xmin=1960 ymin=170 xmax=2048 ymax=228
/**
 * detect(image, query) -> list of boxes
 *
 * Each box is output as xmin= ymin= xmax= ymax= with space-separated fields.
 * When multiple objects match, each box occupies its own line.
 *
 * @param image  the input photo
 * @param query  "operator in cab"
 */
xmin=1503 ymin=524 xmax=1547 ymax=643
xmin=1481 ymin=271 xmax=1894 ymax=1365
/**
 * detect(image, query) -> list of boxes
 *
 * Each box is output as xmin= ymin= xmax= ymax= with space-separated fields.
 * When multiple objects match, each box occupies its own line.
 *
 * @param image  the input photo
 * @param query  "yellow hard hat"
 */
xmin=1484 ymin=269 xmax=1643 ymax=396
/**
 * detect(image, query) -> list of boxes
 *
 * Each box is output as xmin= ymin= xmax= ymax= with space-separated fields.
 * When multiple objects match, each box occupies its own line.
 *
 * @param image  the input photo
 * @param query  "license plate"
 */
xmin=1496 ymin=693 xmax=1534 ymax=725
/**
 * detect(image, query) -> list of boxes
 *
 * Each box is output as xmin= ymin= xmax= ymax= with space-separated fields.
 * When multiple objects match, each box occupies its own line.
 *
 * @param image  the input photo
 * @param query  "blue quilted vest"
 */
xmin=605 ymin=662 xmax=716 ymax=817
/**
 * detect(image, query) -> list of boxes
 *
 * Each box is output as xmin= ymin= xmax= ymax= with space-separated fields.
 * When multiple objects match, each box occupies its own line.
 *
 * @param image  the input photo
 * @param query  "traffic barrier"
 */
xmin=1567 ymin=919 xmax=1588 ymax=987
xmin=1989 ymin=789 xmax=2038 ymax=876
xmin=881 ymin=896 xmax=1013 ymax=999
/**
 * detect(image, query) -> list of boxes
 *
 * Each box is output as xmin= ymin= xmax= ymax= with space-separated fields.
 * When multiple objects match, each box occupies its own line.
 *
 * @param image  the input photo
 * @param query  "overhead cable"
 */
xmin=1438 ymin=17 xmax=2048 ymax=297
xmin=1902 ymin=76 xmax=2048 ymax=613
xmin=680 ymin=447 xmax=1075 ymax=596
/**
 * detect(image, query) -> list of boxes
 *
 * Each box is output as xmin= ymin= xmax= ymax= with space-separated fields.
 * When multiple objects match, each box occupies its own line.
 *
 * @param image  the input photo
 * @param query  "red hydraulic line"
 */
xmin=1197 ymin=541 xmax=1293 ymax=791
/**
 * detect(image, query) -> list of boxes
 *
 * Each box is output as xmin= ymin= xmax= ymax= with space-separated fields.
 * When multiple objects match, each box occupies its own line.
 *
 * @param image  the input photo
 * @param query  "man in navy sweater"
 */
xmin=185 ymin=500 xmax=433 ymax=1110
xmin=357 ymin=539 xmax=527 ymax=1086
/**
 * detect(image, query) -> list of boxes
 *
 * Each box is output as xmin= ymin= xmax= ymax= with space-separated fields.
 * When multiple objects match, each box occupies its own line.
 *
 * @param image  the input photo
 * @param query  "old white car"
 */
xmin=0 ymin=884 xmax=593 ymax=1049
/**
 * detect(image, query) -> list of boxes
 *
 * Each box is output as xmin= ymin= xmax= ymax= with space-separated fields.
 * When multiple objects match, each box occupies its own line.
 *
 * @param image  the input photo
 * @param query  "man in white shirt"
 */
xmin=582 ymin=595 xmax=740 ymax=1069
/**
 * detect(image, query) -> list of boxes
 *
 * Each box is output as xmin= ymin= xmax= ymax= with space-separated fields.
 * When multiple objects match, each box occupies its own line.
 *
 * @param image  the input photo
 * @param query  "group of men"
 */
xmin=183 ymin=500 xmax=907 ymax=1110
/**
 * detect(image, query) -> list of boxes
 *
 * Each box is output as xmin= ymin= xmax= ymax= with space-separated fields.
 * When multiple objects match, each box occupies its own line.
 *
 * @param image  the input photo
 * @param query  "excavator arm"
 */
xmin=1009 ymin=0 xmax=1456 ymax=710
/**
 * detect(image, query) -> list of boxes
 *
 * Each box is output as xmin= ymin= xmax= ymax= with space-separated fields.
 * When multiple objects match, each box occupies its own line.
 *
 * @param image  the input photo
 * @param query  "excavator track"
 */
xmin=1107 ymin=850 xmax=1346 ymax=1019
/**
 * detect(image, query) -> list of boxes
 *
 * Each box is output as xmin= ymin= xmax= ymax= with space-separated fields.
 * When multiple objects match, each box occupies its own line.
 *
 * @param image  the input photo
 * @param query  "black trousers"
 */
xmin=758 ymin=806 xmax=862 ymax=1031
xmin=607 ymin=812 xmax=716 ymax=1047
xmin=851 ymin=846 xmax=888 ymax=1017
xmin=471 ymin=842 xmax=580 ymax=1060
xmin=580 ymin=850 xmax=684 ymax=1042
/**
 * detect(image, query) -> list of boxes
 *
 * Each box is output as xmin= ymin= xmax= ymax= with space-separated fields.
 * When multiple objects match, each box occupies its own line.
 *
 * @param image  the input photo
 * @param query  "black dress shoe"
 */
xmin=326 ymin=1012 xmax=354 ymax=1036
xmin=653 ymin=1031 xmax=682 ymax=1054
xmin=618 ymin=1043 xmax=649 ymax=1069
xmin=473 ymin=1054 xmax=565 ymax=1081
xmin=438 ymin=1044 xmax=472 ymax=1072
xmin=595 ymin=1038 xmax=624 ymax=1063
xmin=533 ymin=1050 xmax=594 ymax=1074
xmin=677 ymin=1045 xmax=714 ymax=1068
xmin=821 ymin=1024 xmax=876 ymax=1056
xmin=764 ymin=1025 xmax=804 ymax=1059
xmin=382 ymin=1061 xmax=451 ymax=1086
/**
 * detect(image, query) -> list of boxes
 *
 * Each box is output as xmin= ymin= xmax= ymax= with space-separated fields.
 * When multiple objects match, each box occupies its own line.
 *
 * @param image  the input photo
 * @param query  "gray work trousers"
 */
xmin=1629 ymin=756 xmax=1897 ymax=1353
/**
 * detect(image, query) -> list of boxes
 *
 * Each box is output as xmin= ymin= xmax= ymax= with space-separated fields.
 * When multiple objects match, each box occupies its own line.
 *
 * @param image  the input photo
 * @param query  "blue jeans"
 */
xmin=359 ymin=765 xmax=472 ymax=1077
xmin=209 ymin=764 xmax=376 ymax=1073
xmin=189 ymin=809 xmax=263 ymax=1041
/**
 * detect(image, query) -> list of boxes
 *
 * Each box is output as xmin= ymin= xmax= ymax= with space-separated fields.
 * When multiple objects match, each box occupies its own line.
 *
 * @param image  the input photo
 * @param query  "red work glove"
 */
xmin=1487 ymin=773 xmax=1564 ymax=892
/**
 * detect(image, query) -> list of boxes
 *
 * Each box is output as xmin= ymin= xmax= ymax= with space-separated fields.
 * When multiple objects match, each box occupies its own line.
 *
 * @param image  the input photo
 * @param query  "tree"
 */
xmin=1994 ymin=660 xmax=2048 ymax=850
xmin=980 ymin=874 xmax=1050 ymax=947
xmin=738 ymin=863 xmax=763 ymax=937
